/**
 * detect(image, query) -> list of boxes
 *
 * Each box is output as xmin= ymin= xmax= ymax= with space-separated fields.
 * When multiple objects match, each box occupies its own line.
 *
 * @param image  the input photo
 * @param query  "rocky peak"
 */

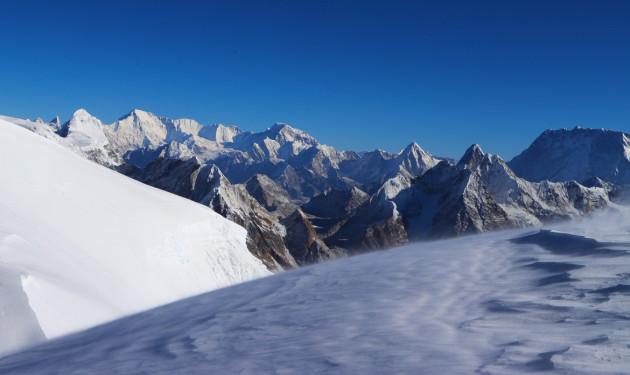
xmin=457 ymin=144 xmax=485 ymax=170
xmin=280 ymin=208 xmax=337 ymax=265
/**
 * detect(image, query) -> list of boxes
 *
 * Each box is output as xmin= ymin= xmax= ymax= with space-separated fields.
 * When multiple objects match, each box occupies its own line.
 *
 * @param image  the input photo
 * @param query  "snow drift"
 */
xmin=0 ymin=119 xmax=270 ymax=355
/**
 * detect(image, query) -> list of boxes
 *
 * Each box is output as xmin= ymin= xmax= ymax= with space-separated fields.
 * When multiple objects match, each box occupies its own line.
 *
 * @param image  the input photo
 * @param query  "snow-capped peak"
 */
xmin=72 ymin=108 xmax=91 ymax=118
xmin=59 ymin=109 xmax=107 ymax=142
xmin=269 ymin=122 xmax=290 ymax=131
xmin=403 ymin=141 xmax=421 ymax=151
xmin=116 ymin=108 xmax=162 ymax=126
xmin=508 ymin=126 xmax=630 ymax=185
xmin=264 ymin=122 xmax=318 ymax=144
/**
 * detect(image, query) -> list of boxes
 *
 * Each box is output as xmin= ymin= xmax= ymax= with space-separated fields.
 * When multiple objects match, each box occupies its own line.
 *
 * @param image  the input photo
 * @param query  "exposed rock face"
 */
xmin=324 ymin=177 xmax=411 ymax=253
xmin=204 ymin=179 xmax=297 ymax=271
xmin=243 ymin=174 xmax=299 ymax=218
xmin=300 ymin=187 xmax=370 ymax=243
xmin=280 ymin=209 xmax=339 ymax=265
xmin=327 ymin=145 xmax=612 ymax=251
xmin=302 ymin=187 xmax=369 ymax=219
xmin=120 ymin=157 xmax=297 ymax=271
xmin=509 ymin=127 xmax=630 ymax=185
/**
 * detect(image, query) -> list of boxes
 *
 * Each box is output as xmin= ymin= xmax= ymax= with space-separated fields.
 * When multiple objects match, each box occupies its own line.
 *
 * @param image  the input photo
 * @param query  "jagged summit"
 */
xmin=457 ymin=144 xmax=485 ymax=169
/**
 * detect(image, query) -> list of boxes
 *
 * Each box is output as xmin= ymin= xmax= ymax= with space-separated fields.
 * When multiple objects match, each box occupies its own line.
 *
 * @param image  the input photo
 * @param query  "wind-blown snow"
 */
xmin=2 ymin=209 xmax=630 ymax=374
xmin=0 ymin=119 xmax=270 ymax=355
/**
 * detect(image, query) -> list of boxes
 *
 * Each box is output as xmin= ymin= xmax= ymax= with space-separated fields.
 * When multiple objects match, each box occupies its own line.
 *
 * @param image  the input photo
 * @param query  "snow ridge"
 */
xmin=0 ymin=118 xmax=270 ymax=355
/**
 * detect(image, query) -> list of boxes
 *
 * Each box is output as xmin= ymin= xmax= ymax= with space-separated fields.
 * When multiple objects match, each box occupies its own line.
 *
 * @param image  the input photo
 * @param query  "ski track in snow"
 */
xmin=2 ymin=211 xmax=630 ymax=374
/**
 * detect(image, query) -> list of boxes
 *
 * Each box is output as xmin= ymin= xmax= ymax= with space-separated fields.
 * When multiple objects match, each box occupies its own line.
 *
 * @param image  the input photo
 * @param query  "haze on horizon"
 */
xmin=1 ymin=0 xmax=628 ymax=159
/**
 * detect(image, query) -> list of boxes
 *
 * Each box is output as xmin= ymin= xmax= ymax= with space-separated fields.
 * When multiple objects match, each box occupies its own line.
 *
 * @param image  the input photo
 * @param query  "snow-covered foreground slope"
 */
xmin=0 ymin=119 xmax=270 ymax=355
xmin=3 ymin=211 xmax=630 ymax=374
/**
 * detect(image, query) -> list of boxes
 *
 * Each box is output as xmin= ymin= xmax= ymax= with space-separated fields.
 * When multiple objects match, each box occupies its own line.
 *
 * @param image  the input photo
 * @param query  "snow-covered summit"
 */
xmin=59 ymin=109 xmax=107 ymax=142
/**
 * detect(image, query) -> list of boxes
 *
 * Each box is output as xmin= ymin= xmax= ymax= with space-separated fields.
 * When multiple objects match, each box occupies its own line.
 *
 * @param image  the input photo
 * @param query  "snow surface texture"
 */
xmin=2 ymin=210 xmax=630 ymax=374
xmin=0 ymin=119 xmax=270 ymax=355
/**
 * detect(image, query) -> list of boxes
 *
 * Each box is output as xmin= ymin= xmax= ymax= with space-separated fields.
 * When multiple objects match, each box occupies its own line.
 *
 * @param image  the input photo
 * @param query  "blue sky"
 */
xmin=1 ymin=0 xmax=628 ymax=159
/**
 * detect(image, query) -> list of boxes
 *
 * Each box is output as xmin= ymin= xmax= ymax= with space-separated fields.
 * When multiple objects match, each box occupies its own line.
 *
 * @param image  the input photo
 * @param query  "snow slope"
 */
xmin=0 ymin=119 xmax=270 ymax=355
xmin=2 ymin=210 xmax=630 ymax=374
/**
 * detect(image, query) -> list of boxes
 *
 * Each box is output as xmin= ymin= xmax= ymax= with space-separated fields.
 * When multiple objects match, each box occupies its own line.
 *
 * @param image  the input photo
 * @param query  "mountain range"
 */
xmin=3 ymin=110 xmax=630 ymax=271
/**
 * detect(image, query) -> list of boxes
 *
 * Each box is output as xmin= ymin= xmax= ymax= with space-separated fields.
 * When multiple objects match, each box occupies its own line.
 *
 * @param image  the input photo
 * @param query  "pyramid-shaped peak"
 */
xmin=401 ymin=141 xmax=429 ymax=155
xmin=457 ymin=144 xmax=485 ymax=169
xmin=65 ymin=109 xmax=102 ymax=128
xmin=462 ymin=144 xmax=484 ymax=158
xmin=404 ymin=141 xmax=421 ymax=151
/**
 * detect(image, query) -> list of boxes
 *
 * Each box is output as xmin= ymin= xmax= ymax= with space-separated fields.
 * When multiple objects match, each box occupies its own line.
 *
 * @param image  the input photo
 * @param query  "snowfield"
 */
xmin=2 ymin=210 xmax=630 ymax=374
xmin=0 ymin=119 xmax=270 ymax=355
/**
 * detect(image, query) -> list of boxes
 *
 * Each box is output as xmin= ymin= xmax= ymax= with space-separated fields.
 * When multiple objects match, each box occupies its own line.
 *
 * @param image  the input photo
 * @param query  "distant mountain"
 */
xmin=509 ymin=126 xmax=630 ymax=185
xmin=326 ymin=145 xmax=612 ymax=252
xmin=2 ymin=109 xmax=443 ymax=203
xmin=3 ymin=110 xmax=628 ymax=269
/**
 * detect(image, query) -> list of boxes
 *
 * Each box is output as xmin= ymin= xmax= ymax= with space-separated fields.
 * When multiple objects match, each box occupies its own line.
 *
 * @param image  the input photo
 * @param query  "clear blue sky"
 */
xmin=1 ymin=0 xmax=629 ymax=159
